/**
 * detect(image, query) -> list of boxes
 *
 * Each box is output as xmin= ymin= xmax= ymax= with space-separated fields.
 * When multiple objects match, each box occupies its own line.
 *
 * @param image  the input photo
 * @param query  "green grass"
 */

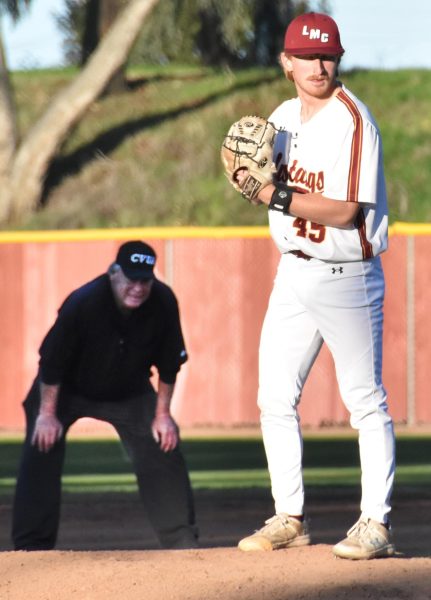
xmin=4 ymin=66 xmax=431 ymax=230
xmin=1 ymin=435 xmax=430 ymax=496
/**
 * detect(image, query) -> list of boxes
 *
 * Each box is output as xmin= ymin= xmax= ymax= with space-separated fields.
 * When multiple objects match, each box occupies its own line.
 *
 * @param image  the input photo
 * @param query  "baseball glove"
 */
xmin=221 ymin=116 xmax=277 ymax=204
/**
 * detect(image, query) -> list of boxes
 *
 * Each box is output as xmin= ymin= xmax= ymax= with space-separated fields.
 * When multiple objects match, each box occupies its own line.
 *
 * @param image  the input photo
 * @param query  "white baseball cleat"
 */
xmin=333 ymin=517 xmax=395 ymax=560
xmin=238 ymin=513 xmax=310 ymax=551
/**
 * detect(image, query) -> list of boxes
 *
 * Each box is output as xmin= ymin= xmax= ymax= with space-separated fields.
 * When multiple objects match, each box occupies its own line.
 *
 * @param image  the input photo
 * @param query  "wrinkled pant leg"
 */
xmin=313 ymin=258 xmax=395 ymax=523
xmin=258 ymin=258 xmax=323 ymax=516
xmin=116 ymin=425 xmax=198 ymax=549
xmin=12 ymin=383 xmax=68 ymax=551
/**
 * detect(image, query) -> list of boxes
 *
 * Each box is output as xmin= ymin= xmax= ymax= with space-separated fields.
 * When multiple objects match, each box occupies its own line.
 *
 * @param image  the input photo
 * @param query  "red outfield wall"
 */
xmin=0 ymin=224 xmax=429 ymax=431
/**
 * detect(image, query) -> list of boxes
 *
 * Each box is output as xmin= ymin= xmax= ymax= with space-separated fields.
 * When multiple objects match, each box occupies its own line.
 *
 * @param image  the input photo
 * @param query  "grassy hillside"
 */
xmin=7 ymin=65 xmax=431 ymax=230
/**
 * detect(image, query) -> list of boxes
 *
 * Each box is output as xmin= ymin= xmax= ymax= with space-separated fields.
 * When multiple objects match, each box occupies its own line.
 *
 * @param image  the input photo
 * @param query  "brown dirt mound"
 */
xmin=1 ymin=488 xmax=430 ymax=599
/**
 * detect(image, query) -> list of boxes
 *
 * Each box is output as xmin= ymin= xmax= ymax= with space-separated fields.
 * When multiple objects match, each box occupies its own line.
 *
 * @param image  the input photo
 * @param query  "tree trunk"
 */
xmin=0 ymin=32 xmax=18 ymax=174
xmin=81 ymin=0 xmax=100 ymax=64
xmin=0 ymin=0 xmax=160 ymax=223
xmin=99 ymin=0 xmax=129 ymax=94
xmin=82 ymin=0 xmax=127 ymax=95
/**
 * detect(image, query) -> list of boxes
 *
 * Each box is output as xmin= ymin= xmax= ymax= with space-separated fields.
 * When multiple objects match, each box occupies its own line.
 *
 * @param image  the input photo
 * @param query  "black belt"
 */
xmin=289 ymin=250 xmax=312 ymax=261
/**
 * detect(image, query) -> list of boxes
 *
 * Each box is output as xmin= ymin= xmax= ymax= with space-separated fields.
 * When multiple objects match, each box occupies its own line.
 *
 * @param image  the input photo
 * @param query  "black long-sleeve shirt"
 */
xmin=38 ymin=275 xmax=188 ymax=401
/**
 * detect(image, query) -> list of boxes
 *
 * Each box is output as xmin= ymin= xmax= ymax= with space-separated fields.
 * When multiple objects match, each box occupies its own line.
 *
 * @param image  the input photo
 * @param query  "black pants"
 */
xmin=12 ymin=379 xmax=198 ymax=550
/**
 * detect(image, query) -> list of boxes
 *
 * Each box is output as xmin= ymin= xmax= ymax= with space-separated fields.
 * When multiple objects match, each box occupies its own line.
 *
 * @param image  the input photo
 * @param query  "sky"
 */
xmin=1 ymin=0 xmax=431 ymax=71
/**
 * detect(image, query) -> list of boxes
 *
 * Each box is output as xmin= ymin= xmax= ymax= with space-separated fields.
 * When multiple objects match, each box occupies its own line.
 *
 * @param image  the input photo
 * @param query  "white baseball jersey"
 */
xmin=268 ymin=85 xmax=388 ymax=262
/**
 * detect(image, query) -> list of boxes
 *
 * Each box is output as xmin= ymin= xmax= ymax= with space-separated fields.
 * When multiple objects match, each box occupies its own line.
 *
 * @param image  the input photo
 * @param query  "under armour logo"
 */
xmin=331 ymin=267 xmax=343 ymax=274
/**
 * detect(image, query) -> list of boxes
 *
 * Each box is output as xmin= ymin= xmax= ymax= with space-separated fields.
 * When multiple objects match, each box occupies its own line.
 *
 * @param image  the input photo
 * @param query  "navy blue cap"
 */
xmin=116 ymin=241 xmax=156 ymax=281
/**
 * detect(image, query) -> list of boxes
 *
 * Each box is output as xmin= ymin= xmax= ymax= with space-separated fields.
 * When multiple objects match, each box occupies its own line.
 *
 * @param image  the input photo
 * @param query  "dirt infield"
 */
xmin=1 ymin=487 xmax=430 ymax=599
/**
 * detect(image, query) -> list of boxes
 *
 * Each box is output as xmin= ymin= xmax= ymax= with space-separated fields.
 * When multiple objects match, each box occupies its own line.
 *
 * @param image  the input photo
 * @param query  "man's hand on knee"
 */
xmin=32 ymin=414 xmax=63 ymax=452
xmin=151 ymin=413 xmax=179 ymax=452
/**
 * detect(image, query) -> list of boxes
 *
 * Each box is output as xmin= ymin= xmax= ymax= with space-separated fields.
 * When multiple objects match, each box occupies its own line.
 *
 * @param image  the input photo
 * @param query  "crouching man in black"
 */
xmin=12 ymin=240 xmax=198 ymax=551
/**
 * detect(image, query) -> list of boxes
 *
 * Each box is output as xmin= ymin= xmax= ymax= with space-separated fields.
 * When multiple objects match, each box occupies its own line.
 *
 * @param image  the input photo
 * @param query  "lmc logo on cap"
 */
xmin=302 ymin=25 xmax=330 ymax=43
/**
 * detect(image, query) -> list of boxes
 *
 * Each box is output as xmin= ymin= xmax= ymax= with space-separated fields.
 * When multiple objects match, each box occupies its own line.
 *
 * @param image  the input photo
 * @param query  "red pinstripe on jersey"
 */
xmin=336 ymin=90 xmax=374 ymax=259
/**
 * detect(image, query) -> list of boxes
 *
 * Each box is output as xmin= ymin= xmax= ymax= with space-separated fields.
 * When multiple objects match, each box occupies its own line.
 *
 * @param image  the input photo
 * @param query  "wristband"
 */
xmin=268 ymin=184 xmax=294 ymax=215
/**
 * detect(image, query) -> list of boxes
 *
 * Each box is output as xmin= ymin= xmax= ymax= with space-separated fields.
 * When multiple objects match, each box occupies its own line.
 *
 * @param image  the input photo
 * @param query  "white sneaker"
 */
xmin=333 ymin=517 xmax=395 ymax=560
xmin=238 ymin=514 xmax=310 ymax=551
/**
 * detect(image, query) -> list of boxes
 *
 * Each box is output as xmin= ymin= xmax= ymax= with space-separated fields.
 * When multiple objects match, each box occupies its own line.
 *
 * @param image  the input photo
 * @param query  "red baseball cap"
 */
xmin=284 ymin=12 xmax=344 ymax=56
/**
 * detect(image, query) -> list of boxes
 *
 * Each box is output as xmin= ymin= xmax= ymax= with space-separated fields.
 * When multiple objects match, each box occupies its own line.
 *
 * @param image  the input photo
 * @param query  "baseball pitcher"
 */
xmin=222 ymin=12 xmax=395 ymax=560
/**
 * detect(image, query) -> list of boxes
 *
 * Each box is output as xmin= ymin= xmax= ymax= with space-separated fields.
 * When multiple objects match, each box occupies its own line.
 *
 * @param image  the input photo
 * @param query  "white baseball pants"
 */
xmin=258 ymin=252 xmax=395 ymax=524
